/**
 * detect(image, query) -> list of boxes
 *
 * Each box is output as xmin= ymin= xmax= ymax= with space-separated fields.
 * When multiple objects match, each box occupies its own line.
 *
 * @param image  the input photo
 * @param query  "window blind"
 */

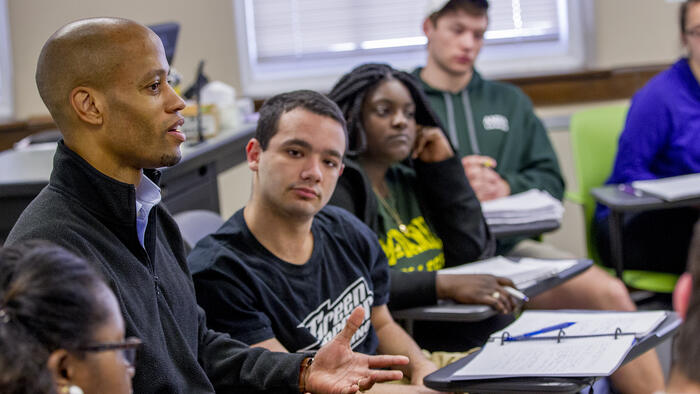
xmin=248 ymin=0 xmax=560 ymax=64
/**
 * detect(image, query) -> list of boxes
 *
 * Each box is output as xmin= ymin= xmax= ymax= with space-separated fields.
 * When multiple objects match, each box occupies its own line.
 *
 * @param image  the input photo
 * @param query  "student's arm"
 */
xmin=198 ymin=305 xmax=409 ymax=393
xmin=608 ymin=91 xmax=671 ymax=184
xmin=252 ymin=337 xmax=290 ymax=353
xmin=371 ymin=304 xmax=438 ymax=386
xmin=414 ymin=155 xmax=496 ymax=265
xmin=412 ymin=126 xmax=495 ymax=265
xmin=195 ymin=305 xmax=306 ymax=393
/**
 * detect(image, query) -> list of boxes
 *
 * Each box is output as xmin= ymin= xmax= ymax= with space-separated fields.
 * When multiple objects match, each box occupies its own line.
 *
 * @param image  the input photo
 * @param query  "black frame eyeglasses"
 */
xmin=78 ymin=337 xmax=142 ymax=366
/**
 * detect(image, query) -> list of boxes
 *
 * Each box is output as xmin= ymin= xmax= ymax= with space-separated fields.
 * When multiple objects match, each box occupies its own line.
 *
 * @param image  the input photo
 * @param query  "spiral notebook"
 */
xmin=451 ymin=310 xmax=667 ymax=379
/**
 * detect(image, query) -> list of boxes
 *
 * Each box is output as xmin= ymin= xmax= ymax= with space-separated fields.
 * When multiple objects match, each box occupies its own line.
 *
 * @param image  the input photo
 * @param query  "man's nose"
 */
xmin=300 ymin=157 xmax=322 ymax=182
xmin=166 ymin=82 xmax=186 ymax=112
xmin=460 ymin=31 xmax=476 ymax=49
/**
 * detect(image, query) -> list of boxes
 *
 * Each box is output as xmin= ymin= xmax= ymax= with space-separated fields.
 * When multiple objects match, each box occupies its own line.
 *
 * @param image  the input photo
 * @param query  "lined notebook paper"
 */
xmin=452 ymin=310 xmax=667 ymax=379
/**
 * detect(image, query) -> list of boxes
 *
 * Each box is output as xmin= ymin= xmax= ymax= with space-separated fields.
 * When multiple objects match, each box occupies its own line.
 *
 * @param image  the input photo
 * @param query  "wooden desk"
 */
xmin=0 ymin=116 xmax=56 ymax=152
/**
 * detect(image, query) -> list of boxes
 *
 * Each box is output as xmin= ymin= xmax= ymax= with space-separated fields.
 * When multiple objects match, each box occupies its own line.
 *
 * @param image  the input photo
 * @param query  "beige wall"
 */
xmin=8 ymin=0 xmax=688 ymax=118
xmin=5 ymin=0 xmax=688 ymax=256
xmin=8 ymin=0 xmax=240 ymax=118
xmin=594 ymin=0 xmax=685 ymax=69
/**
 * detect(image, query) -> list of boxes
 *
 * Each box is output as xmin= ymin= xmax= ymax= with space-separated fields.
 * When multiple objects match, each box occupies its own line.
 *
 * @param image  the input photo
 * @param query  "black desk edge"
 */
xmin=391 ymin=259 xmax=593 ymax=324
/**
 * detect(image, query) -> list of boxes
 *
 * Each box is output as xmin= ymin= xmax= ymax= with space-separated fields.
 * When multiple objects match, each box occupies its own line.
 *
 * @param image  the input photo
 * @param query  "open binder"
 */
xmin=451 ymin=310 xmax=668 ymax=379
xmin=423 ymin=310 xmax=680 ymax=393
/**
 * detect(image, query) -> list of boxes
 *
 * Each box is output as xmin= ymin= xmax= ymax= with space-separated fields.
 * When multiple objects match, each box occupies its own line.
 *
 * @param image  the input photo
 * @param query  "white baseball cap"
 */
xmin=426 ymin=0 xmax=450 ymax=16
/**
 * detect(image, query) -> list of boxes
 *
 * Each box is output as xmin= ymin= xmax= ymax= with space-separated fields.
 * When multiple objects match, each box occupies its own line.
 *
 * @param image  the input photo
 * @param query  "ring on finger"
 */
xmin=491 ymin=291 xmax=500 ymax=299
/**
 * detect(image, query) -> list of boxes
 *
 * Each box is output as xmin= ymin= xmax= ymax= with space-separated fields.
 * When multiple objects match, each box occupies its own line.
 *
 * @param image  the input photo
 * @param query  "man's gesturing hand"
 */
xmin=304 ymin=307 xmax=409 ymax=393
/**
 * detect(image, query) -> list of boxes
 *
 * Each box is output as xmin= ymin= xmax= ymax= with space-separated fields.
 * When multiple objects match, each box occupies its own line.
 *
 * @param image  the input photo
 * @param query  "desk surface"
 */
xmin=591 ymin=184 xmax=700 ymax=278
xmin=490 ymin=219 xmax=560 ymax=239
xmin=592 ymin=185 xmax=700 ymax=212
xmin=391 ymin=259 xmax=592 ymax=324
xmin=0 ymin=124 xmax=256 ymax=242
xmin=0 ymin=123 xmax=256 ymax=189
xmin=424 ymin=310 xmax=680 ymax=393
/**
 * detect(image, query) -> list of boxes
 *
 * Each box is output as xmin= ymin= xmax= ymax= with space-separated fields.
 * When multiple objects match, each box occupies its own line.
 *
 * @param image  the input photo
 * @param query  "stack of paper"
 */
xmin=439 ymin=256 xmax=578 ymax=288
xmin=452 ymin=310 xmax=667 ymax=379
xmin=632 ymin=173 xmax=700 ymax=201
xmin=481 ymin=189 xmax=564 ymax=225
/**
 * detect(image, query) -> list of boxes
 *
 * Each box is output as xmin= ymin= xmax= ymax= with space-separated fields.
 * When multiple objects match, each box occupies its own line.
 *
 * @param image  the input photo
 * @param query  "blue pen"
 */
xmin=505 ymin=322 xmax=576 ymax=342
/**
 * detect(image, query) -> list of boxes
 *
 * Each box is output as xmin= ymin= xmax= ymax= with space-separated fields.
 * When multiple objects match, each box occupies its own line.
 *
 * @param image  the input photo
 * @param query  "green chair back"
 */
xmin=567 ymin=104 xmax=678 ymax=293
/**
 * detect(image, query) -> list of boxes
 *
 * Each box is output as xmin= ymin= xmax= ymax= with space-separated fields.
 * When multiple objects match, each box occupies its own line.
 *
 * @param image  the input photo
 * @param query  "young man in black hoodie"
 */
xmin=6 ymin=17 xmax=407 ymax=394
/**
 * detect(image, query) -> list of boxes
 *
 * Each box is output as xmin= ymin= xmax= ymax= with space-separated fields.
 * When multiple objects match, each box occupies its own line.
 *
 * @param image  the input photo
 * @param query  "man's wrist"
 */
xmin=298 ymin=356 xmax=314 ymax=393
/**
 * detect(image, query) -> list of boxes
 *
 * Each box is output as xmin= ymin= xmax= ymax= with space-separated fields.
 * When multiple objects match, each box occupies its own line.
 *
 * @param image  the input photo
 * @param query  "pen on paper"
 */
xmin=504 ymin=286 xmax=529 ymax=302
xmin=617 ymin=183 xmax=643 ymax=197
xmin=505 ymin=321 xmax=576 ymax=342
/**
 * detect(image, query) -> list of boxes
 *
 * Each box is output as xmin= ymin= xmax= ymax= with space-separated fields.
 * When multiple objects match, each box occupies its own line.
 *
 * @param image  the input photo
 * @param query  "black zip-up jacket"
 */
xmin=7 ymin=141 xmax=304 ymax=393
xmin=329 ymin=156 xmax=495 ymax=310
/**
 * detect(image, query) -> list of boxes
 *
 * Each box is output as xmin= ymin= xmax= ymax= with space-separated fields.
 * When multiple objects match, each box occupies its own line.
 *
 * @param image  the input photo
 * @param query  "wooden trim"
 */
xmin=501 ymin=64 xmax=669 ymax=106
xmin=1 ymin=63 xmax=670 ymax=152
xmin=0 ymin=115 xmax=56 ymax=152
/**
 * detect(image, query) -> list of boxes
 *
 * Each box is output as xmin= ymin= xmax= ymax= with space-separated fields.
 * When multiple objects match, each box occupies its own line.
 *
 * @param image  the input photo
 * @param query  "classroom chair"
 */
xmin=566 ymin=104 xmax=679 ymax=294
xmin=173 ymin=209 xmax=224 ymax=251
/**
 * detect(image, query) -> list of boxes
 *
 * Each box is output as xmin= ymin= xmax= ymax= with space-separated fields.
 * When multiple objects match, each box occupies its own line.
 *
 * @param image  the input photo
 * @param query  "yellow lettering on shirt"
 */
xmin=379 ymin=216 xmax=444 ymax=271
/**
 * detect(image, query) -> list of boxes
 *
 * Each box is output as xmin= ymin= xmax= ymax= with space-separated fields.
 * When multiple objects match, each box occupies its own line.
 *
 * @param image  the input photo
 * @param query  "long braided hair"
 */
xmin=327 ymin=63 xmax=443 ymax=156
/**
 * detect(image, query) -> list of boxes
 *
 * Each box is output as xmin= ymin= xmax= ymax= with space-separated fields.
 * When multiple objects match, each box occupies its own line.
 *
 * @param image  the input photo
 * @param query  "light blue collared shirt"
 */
xmin=135 ymin=172 xmax=161 ymax=248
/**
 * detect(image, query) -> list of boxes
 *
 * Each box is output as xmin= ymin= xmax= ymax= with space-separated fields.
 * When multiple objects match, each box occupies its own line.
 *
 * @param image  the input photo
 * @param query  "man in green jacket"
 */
xmin=413 ymin=1 xmax=664 ymax=393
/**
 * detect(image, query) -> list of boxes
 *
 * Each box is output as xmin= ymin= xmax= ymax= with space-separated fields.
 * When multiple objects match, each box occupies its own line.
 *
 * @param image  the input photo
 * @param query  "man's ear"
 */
xmin=423 ymin=17 xmax=435 ymax=38
xmin=338 ymin=162 xmax=345 ymax=176
xmin=246 ymin=138 xmax=263 ymax=172
xmin=47 ymin=349 xmax=75 ymax=388
xmin=674 ymin=272 xmax=693 ymax=319
xmin=70 ymin=86 xmax=104 ymax=126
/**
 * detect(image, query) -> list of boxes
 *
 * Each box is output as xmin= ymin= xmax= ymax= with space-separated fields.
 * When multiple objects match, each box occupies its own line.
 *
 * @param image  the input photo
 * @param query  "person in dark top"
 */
xmin=594 ymin=0 xmax=700 ymax=275
xmin=327 ymin=63 xmax=525 ymax=351
xmin=0 ymin=241 xmax=137 ymax=394
xmin=325 ymin=62 xmax=664 ymax=391
xmin=190 ymin=90 xmax=440 ymax=393
xmin=7 ymin=17 xmax=407 ymax=394
xmin=414 ymin=2 xmax=666 ymax=391
xmin=327 ymin=63 xmax=516 ymax=315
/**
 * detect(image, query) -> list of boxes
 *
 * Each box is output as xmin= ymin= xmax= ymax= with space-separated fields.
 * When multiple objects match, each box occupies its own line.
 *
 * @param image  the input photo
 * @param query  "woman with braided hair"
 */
xmin=328 ymin=63 xmax=518 ymax=350
xmin=0 ymin=241 xmax=139 ymax=394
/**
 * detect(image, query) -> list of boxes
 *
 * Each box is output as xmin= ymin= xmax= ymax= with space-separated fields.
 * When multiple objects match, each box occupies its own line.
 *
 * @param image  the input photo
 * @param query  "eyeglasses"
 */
xmin=78 ymin=337 xmax=142 ymax=366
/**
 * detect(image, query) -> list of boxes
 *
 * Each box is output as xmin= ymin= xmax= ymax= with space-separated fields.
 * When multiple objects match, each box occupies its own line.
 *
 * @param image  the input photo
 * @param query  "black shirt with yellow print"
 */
xmin=375 ymin=164 xmax=445 ymax=273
